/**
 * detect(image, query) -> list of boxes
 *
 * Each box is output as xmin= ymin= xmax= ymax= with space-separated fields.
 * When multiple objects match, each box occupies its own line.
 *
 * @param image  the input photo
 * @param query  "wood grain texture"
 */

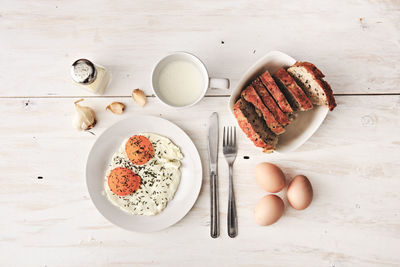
xmin=0 ymin=0 xmax=400 ymax=97
xmin=0 ymin=96 xmax=399 ymax=266
xmin=1 ymin=0 xmax=400 ymax=266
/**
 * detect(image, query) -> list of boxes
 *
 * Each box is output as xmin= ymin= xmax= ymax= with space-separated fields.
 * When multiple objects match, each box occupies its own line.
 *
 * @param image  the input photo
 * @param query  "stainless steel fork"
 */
xmin=223 ymin=126 xmax=238 ymax=238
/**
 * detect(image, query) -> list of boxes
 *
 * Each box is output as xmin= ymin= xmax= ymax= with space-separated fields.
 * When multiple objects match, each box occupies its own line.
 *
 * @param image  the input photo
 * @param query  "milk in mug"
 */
xmin=157 ymin=60 xmax=204 ymax=107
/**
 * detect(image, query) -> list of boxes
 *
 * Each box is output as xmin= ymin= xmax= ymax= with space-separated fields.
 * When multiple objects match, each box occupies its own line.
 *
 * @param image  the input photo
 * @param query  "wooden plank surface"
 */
xmin=1 ymin=0 xmax=400 ymax=266
xmin=1 ymin=96 xmax=399 ymax=266
xmin=0 ymin=0 xmax=400 ymax=97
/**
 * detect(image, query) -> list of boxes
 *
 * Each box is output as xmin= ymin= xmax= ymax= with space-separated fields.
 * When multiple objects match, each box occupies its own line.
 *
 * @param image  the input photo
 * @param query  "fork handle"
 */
xmin=210 ymin=171 xmax=219 ymax=238
xmin=227 ymin=164 xmax=238 ymax=238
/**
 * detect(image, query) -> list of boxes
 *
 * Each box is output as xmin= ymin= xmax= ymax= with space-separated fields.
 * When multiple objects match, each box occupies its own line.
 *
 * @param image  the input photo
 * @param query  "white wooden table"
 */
xmin=1 ymin=1 xmax=400 ymax=266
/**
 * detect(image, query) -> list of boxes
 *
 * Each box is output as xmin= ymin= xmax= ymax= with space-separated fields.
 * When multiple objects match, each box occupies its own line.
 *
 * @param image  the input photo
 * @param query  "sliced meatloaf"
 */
xmin=251 ymin=78 xmax=290 ymax=127
xmin=259 ymin=70 xmax=293 ymax=114
xmin=241 ymin=86 xmax=285 ymax=135
xmin=287 ymin=62 xmax=336 ymax=111
xmin=233 ymin=99 xmax=278 ymax=153
xmin=273 ymin=68 xmax=313 ymax=111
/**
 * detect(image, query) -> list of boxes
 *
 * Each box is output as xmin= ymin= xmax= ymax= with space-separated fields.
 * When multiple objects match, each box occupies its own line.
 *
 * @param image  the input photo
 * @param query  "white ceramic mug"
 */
xmin=151 ymin=52 xmax=230 ymax=109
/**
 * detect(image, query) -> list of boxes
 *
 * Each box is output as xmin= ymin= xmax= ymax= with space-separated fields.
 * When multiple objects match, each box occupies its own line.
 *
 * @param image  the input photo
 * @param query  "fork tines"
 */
xmin=223 ymin=126 xmax=236 ymax=149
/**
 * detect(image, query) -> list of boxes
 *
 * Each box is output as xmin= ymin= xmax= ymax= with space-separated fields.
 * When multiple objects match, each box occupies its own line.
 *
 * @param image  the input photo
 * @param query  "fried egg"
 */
xmin=104 ymin=133 xmax=183 ymax=216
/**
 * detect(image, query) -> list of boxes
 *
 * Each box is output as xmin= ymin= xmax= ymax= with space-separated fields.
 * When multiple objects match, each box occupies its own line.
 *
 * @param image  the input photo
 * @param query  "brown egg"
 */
xmin=287 ymin=175 xmax=313 ymax=210
xmin=255 ymin=162 xmax=286 ymax=193
xmin=254 ymin=195 xmax=284 ymax=226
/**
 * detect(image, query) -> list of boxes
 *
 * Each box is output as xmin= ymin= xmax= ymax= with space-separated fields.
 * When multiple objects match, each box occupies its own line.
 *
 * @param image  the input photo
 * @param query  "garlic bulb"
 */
xmin=106 ymin=102 xmax=125 ymax=114
xmin=132 ymin=89 xmax=146 ymax=107
xmin=73 ymin=99 xmax=96 ymax=130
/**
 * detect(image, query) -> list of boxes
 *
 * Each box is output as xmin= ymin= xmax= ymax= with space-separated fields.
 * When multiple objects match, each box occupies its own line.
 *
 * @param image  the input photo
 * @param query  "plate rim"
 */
xmin=85 ymin=115 xmax=203 ymax=232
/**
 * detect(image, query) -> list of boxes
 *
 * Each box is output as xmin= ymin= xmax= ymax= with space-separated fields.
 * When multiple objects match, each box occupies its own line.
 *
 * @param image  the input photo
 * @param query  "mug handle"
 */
xmin=209 ymin=78 xmax=230 ymax=90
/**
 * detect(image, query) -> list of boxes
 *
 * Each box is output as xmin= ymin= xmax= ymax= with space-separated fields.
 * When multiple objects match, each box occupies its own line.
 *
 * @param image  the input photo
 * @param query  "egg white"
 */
xmin=104 ymin=133 xmax=183 ymax=216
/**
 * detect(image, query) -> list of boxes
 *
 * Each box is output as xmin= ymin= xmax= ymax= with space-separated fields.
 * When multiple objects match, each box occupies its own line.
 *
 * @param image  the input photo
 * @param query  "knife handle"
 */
xmin=210 ymin=171 xmax=219 ymax=238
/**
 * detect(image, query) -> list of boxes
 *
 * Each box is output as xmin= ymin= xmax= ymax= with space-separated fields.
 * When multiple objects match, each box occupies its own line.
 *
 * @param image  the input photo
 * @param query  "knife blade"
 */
xmin=208 ymin=112 xmax=219 ymax=238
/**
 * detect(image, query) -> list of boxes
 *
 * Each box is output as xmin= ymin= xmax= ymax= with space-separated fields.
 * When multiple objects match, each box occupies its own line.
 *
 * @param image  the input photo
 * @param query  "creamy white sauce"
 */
xmin=104 ymin=133 xmax=183 ymax=216
xmin=157 ymin=60 xmax=204 ymax=107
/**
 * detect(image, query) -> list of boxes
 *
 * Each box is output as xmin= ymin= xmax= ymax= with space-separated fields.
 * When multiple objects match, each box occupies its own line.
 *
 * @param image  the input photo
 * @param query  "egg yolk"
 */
xmin=108 ymin=167 xmax=141 ymax=196
xmin=125 ymin=135 xmax=154 ymax=165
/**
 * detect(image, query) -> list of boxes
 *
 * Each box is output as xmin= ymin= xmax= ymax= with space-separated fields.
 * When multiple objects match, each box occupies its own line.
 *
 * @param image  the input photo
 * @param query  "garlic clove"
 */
xmin=106 ymin=102 xmax=125 ymax=114
xmin=73 ymin=99 xmax=96 ymax=131
xmin=132 ymin=89 xmax=146 ymax=107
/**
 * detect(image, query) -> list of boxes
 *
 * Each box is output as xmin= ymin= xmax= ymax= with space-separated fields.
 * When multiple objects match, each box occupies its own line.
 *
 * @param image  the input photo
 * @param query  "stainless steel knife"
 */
xmin=208 ymin=112 xmax=219 ymax=238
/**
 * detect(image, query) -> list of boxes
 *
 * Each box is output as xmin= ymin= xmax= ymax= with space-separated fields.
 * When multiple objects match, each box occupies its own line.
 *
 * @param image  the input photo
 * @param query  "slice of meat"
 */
xmin=241 ymin=86 xmax=285 ymax=135
xmin=287 ymin=62 xmax=336 ymax=111
xmin=273 ymin=68 xmax=313 ymax=111
xmin=233 ymin=99 xmax=277 ymax=153
xmin=251 ymin=78 xmax=290 ymax=126
xmin=259 ymin=70 xmax=293 ymax=113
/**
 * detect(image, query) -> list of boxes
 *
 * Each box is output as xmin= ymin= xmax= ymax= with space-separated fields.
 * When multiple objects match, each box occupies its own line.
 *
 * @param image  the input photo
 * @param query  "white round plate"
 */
xmin=86 ymin=115 xmax=202 ymax=232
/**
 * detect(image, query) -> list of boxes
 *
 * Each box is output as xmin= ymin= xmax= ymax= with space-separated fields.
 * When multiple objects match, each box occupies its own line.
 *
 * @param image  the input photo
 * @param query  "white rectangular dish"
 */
xmin=229 ymin=51 xmax=329 ymax=153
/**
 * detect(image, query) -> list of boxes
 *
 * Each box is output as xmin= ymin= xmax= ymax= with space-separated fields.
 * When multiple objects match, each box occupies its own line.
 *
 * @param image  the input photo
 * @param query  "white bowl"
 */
xmin=229 ymin=51 xmax=329 ymax=153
